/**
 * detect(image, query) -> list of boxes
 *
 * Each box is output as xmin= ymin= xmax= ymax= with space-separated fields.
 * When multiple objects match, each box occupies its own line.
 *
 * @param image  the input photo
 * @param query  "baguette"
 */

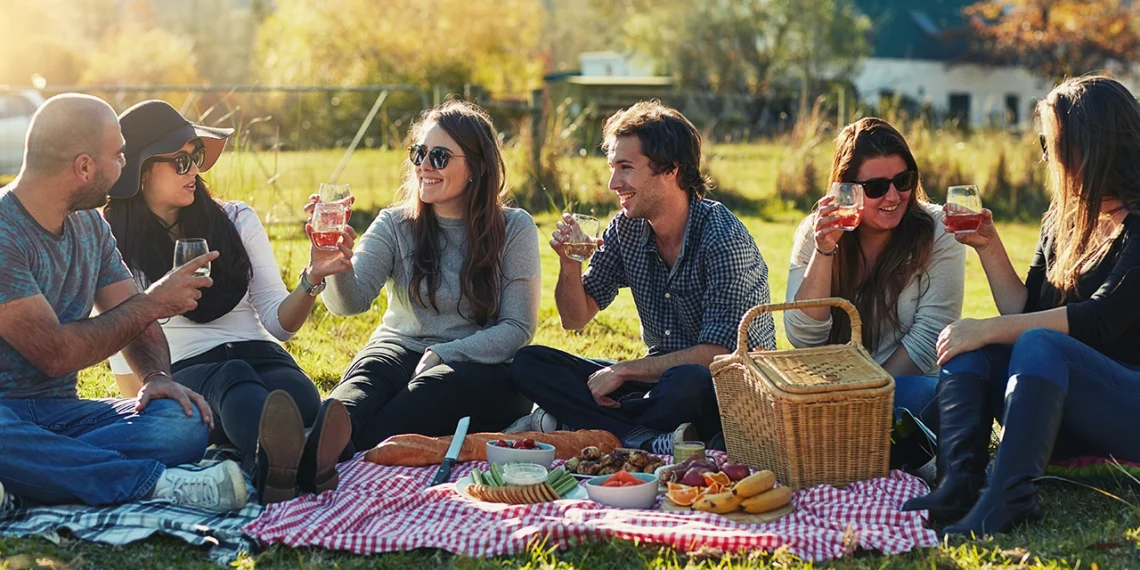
xmin=364 ymin=429 xmax=621 ymax=467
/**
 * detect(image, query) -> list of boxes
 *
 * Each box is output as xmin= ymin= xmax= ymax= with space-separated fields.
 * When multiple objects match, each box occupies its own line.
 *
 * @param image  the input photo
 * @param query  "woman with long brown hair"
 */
xmin=903 ymin=76 xmax=1140 ymax=535
xmin=785 ymin=118 xmax=966 ymax=443
xmin=323 ymin=100 xmax=540 ymax=450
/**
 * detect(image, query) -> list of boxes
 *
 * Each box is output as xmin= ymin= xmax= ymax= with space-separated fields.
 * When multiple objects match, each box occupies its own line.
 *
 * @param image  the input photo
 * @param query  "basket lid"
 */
xmin=747 ymin=344 xmax=892 ymax=395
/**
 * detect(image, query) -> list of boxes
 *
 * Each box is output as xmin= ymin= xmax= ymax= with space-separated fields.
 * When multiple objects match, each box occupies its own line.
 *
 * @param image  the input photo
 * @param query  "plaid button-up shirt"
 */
xmin=583 ymin=198 xmax=776 ymax=356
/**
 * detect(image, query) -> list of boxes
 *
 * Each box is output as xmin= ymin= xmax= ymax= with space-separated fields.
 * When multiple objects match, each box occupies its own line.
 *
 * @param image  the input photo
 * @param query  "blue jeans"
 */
xmin=943 ymin=328 xmax=1140 ymax=461
xmin=895 ymin=374 xmax=938 ymax=430
xmin=510 ymin=345 xmax=721 ymax=446
xmin=0 ymin=397 xmax=208 ymax=506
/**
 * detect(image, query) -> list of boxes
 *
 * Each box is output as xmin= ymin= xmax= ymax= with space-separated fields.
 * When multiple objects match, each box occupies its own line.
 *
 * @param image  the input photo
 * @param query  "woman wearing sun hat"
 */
xmin=102 ymin=100 xmax=355 ymax=505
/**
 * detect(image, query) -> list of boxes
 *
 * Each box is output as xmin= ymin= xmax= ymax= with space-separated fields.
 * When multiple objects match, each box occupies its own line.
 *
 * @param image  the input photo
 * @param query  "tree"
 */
xmin=256 ymin=0 xmax=544 ymax=97
xmin=79 ymin=1 xmax=202 ymax=87
xmin=596 ymin=0 xmax=869 ymax=129
xmin=965 ymin=0 xmax=1140 ymax=79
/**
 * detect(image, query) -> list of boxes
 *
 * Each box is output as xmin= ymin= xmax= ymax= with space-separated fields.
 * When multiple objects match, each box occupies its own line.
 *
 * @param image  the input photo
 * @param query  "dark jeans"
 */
xmin=0 ymin=398 xmax=206 ymax=505
xmin=509 ymin=345 xmax=721 ymax=445
xmin=328 ymin=341 xmax=532 ymax=450
xmin=943 ymin=328 xmax=1140 ymax=462
xmin=172 ymin=340 xmax=321 ymax=472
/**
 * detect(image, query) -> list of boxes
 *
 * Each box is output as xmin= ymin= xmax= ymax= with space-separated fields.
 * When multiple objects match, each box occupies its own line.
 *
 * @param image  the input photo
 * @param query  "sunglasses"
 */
xmin=408 ymin=145 xmax=466 ymax=170
xmin=150 ymin=146 xmax=206 ymax=176
xmin=853 ymin=170 xmax=919 ymax=199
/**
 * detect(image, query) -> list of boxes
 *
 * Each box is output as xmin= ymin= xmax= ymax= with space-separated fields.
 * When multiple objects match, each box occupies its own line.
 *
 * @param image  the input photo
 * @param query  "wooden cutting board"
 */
xmin=660 ymin=498 xmax=794 ymax=523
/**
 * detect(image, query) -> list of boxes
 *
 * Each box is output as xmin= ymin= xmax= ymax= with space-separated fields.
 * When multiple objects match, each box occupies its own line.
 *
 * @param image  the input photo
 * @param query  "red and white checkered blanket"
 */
xmin=244 ymin=455 xmax=938 ymax=561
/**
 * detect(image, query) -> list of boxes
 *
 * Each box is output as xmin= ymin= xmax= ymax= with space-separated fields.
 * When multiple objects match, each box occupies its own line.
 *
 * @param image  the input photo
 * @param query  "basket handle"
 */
xmin=734 ymin=297 xmax=863 ymax=358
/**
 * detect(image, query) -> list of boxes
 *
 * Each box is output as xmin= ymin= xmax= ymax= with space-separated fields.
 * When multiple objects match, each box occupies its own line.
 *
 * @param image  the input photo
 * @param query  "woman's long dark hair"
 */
xmin=1038 ymin=76 xmax=1140 ymax=301
xmin=825 ymin=118 xmax=935 ymax=350
xmin=396 ymin=100 xmax=506 ymax=326
xmin=103 ymin=171 xmax=251 ymax=323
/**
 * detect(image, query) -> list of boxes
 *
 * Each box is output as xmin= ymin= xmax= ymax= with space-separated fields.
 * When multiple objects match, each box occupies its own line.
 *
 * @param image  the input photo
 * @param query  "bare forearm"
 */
xmin=276 ymin=286 xmax=318 ymax=334
xmin=981 ymin=308 xmax=1069 ymax=345
xmin=43 ymin=295 xmax=162 ymax=377
xmin=120 ymin=321 xmax=172 ymax=378
xmin=616 ymin=344 xmax=727 ymax=383
xmin=554 ymin=261 xmax=595 ymax=330
xmin=793 ymin=251 xmax=835 ymax=320
xmin=977 ymin=239 xmax=1028 ymax=315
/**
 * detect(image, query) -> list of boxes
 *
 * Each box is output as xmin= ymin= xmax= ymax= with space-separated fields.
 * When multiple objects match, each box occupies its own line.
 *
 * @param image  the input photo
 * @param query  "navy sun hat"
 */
xmin=108 ymin=99 xmax=234 ymax=199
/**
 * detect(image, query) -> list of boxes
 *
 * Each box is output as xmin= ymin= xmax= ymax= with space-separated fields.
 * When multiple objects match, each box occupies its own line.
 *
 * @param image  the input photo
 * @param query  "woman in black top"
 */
xmin=903 ymin=76 xmax=1140 ymax=535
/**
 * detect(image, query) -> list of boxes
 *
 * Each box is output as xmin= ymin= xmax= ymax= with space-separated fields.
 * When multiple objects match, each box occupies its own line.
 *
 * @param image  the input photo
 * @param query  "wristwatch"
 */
xmin=299 ymin=269 xmax=326 ymax=297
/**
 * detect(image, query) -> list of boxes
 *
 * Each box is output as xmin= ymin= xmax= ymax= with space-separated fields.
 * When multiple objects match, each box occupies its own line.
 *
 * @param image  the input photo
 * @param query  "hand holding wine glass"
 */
xmin=944 ymin=185 xmax=999 ymax=250
xmin=174 ymin=239 xmax=211 ymax=277
xmin=551 ymin=213 xmax=603 ymax=263
xmin=145 ymin=248 xmax=218 ymax=318
xmin=812 ymin=194 xmax=844 ymax=253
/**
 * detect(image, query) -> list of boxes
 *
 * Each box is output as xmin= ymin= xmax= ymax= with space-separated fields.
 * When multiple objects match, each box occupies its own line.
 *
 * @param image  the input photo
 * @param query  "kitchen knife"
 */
xmin=430 ymin=415 xmax=470 ymax=486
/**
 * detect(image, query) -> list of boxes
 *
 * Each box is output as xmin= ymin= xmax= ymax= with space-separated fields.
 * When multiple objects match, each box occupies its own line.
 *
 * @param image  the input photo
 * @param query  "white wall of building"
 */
xmin=579 ymin=51 xmax=655 ymax=78
xmin=853 ymin=58 xmax=1054 ymax=129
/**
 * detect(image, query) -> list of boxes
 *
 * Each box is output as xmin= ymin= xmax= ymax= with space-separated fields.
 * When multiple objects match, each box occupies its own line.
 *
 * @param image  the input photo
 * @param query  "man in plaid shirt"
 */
xmin=511 ymin=100 xmax=775 ymax=454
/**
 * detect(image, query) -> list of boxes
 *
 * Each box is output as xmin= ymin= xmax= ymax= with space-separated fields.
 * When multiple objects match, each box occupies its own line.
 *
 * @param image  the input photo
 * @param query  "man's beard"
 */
xmin=68 ymin=169 xmax=111 ymax=212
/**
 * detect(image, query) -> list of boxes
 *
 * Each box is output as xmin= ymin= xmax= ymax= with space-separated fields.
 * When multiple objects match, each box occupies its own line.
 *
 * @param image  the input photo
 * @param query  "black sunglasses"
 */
xmin=854 ymin=170 xmax=919 ymax=199
xmin=408 ymin=145 xmax=466 ymax=170
xmin=150 ymin=146 xmax=206 ymax=176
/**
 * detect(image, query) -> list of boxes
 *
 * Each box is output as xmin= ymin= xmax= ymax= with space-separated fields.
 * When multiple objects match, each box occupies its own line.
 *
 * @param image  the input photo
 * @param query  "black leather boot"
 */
xmin=297 ymin=399 xmax=353 ymax=495
xmin=901 ymin=373 xmax=992 ymax=522
xmin=944 ymin=375 xmax=1065 ymax=536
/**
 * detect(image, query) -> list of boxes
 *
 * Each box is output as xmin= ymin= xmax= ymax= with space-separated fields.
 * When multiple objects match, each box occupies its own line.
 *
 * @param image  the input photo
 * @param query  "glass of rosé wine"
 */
xmin=310 ymin=201 xmax=348 ymax=250
xmin=829 ymin=182 xmax=865 ymax=231
xmin=945 ymin=185 xmax=984 ymax=234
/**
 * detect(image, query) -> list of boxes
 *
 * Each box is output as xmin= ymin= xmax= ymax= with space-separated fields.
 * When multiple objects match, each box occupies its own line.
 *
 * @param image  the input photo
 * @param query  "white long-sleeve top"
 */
xmin=784 ymin=201 xmax=966 ymax=376
xmin=109 ymin=201 xmax=295 ymax=374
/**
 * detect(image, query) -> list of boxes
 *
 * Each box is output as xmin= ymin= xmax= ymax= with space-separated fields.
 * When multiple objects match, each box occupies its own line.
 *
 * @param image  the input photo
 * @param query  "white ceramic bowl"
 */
xmin=501 ymin=463 xmax=549 ymax=485
xmin=485 ymin=440 xmax=556 ymax=468
xmin=584 ymin=472 xmax=659 ymax=509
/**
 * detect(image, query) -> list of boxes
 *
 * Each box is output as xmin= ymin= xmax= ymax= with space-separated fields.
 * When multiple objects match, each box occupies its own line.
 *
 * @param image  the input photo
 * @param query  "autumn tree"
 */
xmin=965 ymin=0 xmax=1140 ymax=79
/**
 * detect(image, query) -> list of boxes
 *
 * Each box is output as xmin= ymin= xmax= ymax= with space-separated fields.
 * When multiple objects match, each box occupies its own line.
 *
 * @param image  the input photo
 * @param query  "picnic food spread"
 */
xmin=364 ymin=430 xmax=621 ymax=466
xmin=563 ymin=446 xmax=668 ymax=475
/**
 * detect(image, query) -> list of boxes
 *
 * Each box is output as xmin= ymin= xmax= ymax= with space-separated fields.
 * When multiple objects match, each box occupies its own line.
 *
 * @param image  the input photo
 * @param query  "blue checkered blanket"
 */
xmin=0 ymin=450 xmax=263 ymax=564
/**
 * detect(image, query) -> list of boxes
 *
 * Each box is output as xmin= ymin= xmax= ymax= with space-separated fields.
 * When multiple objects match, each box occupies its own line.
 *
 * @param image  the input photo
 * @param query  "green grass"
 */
xmin=5 ymin=145 xmax=1140 ymax=568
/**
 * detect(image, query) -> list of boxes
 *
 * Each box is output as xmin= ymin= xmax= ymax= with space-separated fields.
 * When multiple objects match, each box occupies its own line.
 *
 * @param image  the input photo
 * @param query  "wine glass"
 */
xmin=829 ymin=182 xmax=865 ymax=231
xmin=946 ymin=185 xmax=984 ymax=234
xmin=565 ymin=214 xmax=600 ymax=262
xmin=174 ymin=238 xmax=210 ymax=277
xmin=319 ymin=183 xmax=352 ymax=204
xmin=311 ymin=201 xmax=348 ymax=251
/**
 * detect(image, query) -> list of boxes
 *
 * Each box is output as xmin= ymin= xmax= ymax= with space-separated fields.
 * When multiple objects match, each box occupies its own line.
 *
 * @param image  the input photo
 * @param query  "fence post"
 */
xmin=529 ymin=88 xmax=546 ymax=208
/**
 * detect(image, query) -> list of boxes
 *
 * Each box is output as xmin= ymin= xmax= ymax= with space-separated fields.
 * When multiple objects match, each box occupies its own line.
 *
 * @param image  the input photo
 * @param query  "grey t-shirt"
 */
xmin=0 ymin=190 xmax=133 ymax=398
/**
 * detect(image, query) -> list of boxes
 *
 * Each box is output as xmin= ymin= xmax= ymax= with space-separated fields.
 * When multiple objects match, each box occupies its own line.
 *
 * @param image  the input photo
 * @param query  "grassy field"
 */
xmin=4 ymin=145 xmax=1140 ymax=569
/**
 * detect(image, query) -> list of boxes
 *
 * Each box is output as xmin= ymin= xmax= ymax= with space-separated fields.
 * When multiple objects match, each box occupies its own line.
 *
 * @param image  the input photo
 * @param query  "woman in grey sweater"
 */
xmin=322 ymin=101 xmax=541 ymax=450
xmin=785 ymin=118 xmax=965 ymax=438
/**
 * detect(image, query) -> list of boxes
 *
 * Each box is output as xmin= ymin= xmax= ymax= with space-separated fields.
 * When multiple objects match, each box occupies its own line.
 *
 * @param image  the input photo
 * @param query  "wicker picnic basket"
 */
xmin=710 ymin=298 xmax=894 ymax=490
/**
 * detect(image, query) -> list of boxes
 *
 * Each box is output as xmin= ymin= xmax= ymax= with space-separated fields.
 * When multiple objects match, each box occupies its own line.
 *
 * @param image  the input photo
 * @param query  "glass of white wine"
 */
xmin=174 ymin=238 xmax=210 ymax=277
xmin=565 ymin=214 xmax=600 ymax=262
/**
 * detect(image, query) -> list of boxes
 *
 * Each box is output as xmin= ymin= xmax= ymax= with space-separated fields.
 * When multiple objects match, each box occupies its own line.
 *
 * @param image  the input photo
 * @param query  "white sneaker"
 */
xmin=530 ymin=408 xmax=563 ymax=433
xmin=152 ymin=460 xmax=248 ymax=512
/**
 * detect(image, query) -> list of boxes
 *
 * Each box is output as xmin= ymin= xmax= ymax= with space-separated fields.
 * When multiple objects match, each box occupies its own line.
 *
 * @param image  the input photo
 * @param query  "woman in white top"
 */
xmin=785 ymin=118 xmax=966 ymax=438
xmin=103 ymin=100 xmax=354 ymax=505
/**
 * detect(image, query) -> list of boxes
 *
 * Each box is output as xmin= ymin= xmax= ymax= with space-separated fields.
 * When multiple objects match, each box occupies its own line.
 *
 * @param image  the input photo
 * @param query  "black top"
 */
xmin=1024 ymin=213 xmax=1140 ymax=364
